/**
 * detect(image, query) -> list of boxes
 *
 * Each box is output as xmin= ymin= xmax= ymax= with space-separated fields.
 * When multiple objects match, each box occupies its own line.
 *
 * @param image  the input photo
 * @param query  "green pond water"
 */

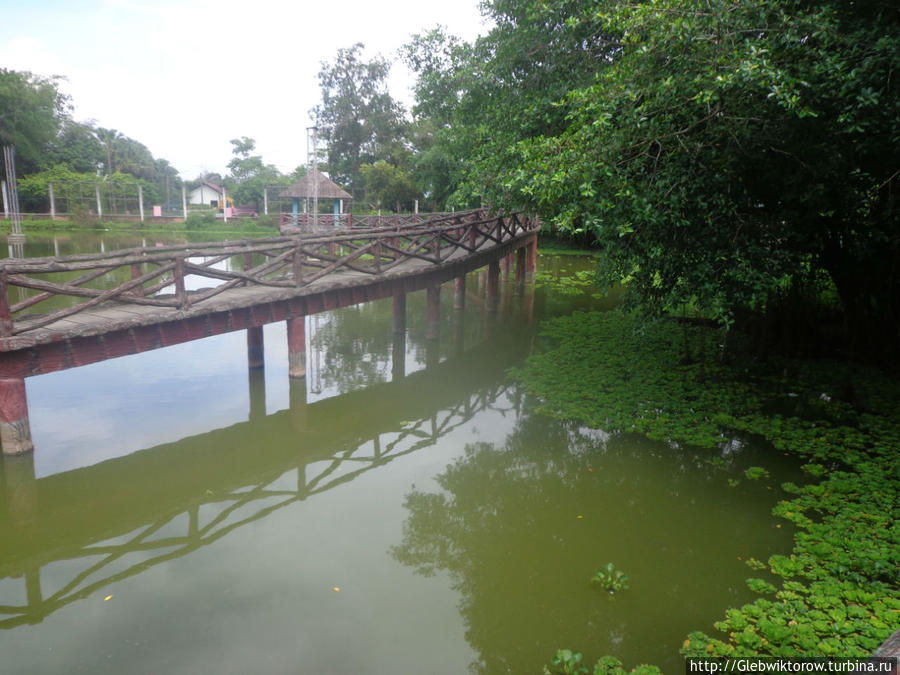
xmin=0 ymin=233 xmax=801 ymax=673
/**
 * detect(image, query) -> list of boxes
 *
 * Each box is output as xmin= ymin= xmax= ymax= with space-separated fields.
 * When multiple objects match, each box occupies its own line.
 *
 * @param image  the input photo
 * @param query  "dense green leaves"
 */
xmin=501 ymin=0 xmax=899 ymax=357
xmin=314 ymin=43 xmax=408 ymax=201
xmin=0 ymin=69 xmax=69 ymax=174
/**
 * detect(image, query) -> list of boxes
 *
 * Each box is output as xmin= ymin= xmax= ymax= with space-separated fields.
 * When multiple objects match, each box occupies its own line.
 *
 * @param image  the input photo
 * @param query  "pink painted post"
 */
xmin=0 ymin=378 xmax=33 ymax=455
xmin=286 ymin=316 xmax=306 ymax=378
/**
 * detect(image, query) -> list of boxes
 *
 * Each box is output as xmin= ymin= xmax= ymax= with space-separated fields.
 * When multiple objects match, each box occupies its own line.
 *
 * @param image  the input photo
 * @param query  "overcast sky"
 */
xmin=0 ymin=0 xmax=490 ymax=179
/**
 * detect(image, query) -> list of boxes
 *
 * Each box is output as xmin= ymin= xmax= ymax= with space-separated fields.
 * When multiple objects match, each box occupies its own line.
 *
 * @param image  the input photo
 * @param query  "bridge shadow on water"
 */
xmin=0 ymin=280 xmax=539 ymax=630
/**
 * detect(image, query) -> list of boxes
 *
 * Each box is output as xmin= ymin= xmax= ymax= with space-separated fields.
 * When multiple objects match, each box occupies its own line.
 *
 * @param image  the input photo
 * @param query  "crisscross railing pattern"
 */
xmin=0 ymin=210 xmax=537 ymax=339
xmin=0 ymin=380 xmax=517 ymax=628
xmin=279 ymin=210 xmax=455 ymax=231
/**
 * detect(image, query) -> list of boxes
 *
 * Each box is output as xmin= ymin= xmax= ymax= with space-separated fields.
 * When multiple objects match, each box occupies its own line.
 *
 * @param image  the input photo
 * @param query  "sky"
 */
xmin=0 ymin=0 xmax=491 ymax=179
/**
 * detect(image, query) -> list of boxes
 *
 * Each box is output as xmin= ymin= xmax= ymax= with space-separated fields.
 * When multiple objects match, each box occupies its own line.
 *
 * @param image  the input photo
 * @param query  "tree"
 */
xmin=226 ymin=136 xmax=287 ymax=210
xmin=359 ymin=160 xmax=418 ymax=212
xmin=45 ymin=119 xmax=104 ymax=173
xmin=314 ymin=43 xmax=407 ymax=200
xmin=402 ymin=27 xmax=475 ymax=210
xmin=0 ymin=69 xmax=69 ymax=174
xmin=497 ymin=0 xmax=900 ymax=360
xmin=402 ymin=4 xmax=617 ymax=208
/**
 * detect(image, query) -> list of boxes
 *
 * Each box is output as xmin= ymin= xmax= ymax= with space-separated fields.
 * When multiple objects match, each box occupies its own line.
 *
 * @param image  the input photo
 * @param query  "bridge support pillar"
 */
xmin=0 ymin=378 xmax=33 ymax=455
xmin=248 ymin=368 xmax=266 ymax=421
xmin=286 ymin=316 xmax=306 ymax=379
xmin=515 ymin=246 xmax=527 ymax=293
xmin=454 ymin=275 xmax=466 ymax=310
xmin=392 ymin=290 xmax=406 ymax=335
xmin=392 ymin=332 xmax=406 ymax=381
xmin=392 ymin=289 xmax=407 ymax=380
xmin=426 ymin=285 xmax=441 ymax=341
xmin=486 ymin=261 xmax=500 ymax=312
xmin=247 ymin=326 xmax=264 ymax=370
xmin=526 ymin=235 xmax=538 ymax=281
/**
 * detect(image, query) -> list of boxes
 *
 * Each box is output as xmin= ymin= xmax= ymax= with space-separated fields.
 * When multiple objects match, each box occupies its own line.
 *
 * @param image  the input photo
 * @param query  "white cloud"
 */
xmin=1 ymin=0 xmax=490 ymax=179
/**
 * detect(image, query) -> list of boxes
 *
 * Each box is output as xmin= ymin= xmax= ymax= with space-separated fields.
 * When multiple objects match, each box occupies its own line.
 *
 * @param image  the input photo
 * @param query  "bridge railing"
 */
xmin=0 ymin=209 xmax=538 ymax=338
xmin=279 ymin=211 xmax=456 ymax=232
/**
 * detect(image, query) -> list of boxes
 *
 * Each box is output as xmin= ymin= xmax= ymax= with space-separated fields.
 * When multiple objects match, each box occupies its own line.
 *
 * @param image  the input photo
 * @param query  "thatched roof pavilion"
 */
xmin=279 ymin=169 xmax=351 ymax=202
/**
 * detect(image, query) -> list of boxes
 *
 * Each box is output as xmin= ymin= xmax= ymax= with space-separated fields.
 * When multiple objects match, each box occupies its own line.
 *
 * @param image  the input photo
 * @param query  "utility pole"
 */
xmin=306 ymin=125 xmax=318 ymax=229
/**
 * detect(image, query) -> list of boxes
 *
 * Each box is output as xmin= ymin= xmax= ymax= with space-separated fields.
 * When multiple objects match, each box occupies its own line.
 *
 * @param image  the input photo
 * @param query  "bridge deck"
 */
xmin=0 ymin=210 xmax=539 ymax=354
xmin=6 ymin=246 xmax=449 ymax=350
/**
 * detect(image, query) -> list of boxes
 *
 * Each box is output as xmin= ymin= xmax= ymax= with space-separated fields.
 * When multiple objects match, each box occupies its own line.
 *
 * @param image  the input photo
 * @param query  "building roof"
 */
xmin=189 ymin=182 xmax=222 ymax=194
xmin=279 ymin=170 xmax=352 ymax=200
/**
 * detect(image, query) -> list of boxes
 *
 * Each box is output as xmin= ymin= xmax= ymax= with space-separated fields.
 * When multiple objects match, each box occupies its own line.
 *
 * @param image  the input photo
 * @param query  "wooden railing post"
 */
xmin=129 ymin=259 xmax=143 ymax=298
xmin=292 ymin=238 xmax=303 ymax=286
xmin=0 ymin=270 xmax=14 ymax=337
xmin=374 ymin=239 xmax=382 ymax=273
xmin=174 ymin=256 xmax=188 ymax=309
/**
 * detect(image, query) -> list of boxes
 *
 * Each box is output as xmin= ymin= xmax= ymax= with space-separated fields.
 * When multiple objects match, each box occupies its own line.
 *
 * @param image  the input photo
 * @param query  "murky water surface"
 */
xmin=0 ymin=233 xmax=800 ymax=673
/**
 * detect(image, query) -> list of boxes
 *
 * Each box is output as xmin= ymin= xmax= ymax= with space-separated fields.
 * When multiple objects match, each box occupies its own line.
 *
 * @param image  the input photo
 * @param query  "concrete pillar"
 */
xmin=248 ymin=367 xmax=266 ymax=421
xmin=289 ymin=375 xmax=308 ymax=434
xmin=247 ymin=326 xmax=264 ymax=369
xmin=392 ymin=289 xmax=406 ymax=335
xmin=392 ymin=331 xmax=406 ymax=381
xmin=526 ymin=235 xmax=538 ymax=281
xmin=48 ymin=182 xmax=56 ymax=219
xmin=453 ymin=307 xmax=465 ymax=357
xmin=287 ymin=316 xmax=306 ymax=378
xmin=515 ymin=245 xmax=526 ymax=293
xmin=502 ymin=252 xmax=512 ymax=277
xmin=2 ymin=451 xmax=37 ymax=526
xmin=0 ymin=378 xmax=33 ymax=455
xmin=426 ymin=285 xmax=441 ymax=341
xmin=454 ymin=275 xmax=466 ymax=311
xmin=486 ymin=260 xmax=500 ymax=312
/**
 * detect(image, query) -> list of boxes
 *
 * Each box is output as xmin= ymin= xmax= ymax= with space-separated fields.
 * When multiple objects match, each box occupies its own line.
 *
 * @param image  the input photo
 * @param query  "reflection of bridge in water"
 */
xmin=0 ymin=210 xmax=538 ymax=454
xmin=0 ymin=287 xmax=535 ymax=629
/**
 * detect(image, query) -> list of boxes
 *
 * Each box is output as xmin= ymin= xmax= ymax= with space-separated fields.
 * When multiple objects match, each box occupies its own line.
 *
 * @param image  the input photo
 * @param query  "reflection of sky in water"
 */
xmin=27 ymin=321 xmax=297 ymax=478
xmin=25 ymin=308 xmax=425 ymax=478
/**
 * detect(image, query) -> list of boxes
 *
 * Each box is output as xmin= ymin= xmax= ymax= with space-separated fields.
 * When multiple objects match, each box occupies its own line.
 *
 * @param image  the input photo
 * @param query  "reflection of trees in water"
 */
xmin=391 ymin=415 xmax=794 ymax=673
xmin=309 ymin=301 xmax=395 ymax=393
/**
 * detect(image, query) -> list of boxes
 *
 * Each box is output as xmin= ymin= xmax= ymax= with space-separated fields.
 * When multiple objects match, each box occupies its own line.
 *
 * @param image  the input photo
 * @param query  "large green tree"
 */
xmin=314 ymin=43 xmax=407 ymax=200
xmin=226 ymin=136 xmax=287 ymax=210
xmin=490 ymin=0 xmax=899 ymax=360
xmin=0 ymin=69 xmax=69 ymax=175
xmin=403 ymin=3 xmax=618 ymax=209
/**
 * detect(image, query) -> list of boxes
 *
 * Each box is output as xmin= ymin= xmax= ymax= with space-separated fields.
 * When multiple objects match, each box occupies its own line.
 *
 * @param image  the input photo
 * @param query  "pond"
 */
xmin=0 ymin=232 xmax=801 ymax=673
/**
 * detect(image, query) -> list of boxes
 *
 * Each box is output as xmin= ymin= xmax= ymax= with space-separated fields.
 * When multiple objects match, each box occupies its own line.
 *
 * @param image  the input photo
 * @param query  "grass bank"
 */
xmin=2 ymin=216 xmax=280 ymax=239
xmin=513 ymin=310 xmax=900 ymax=673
